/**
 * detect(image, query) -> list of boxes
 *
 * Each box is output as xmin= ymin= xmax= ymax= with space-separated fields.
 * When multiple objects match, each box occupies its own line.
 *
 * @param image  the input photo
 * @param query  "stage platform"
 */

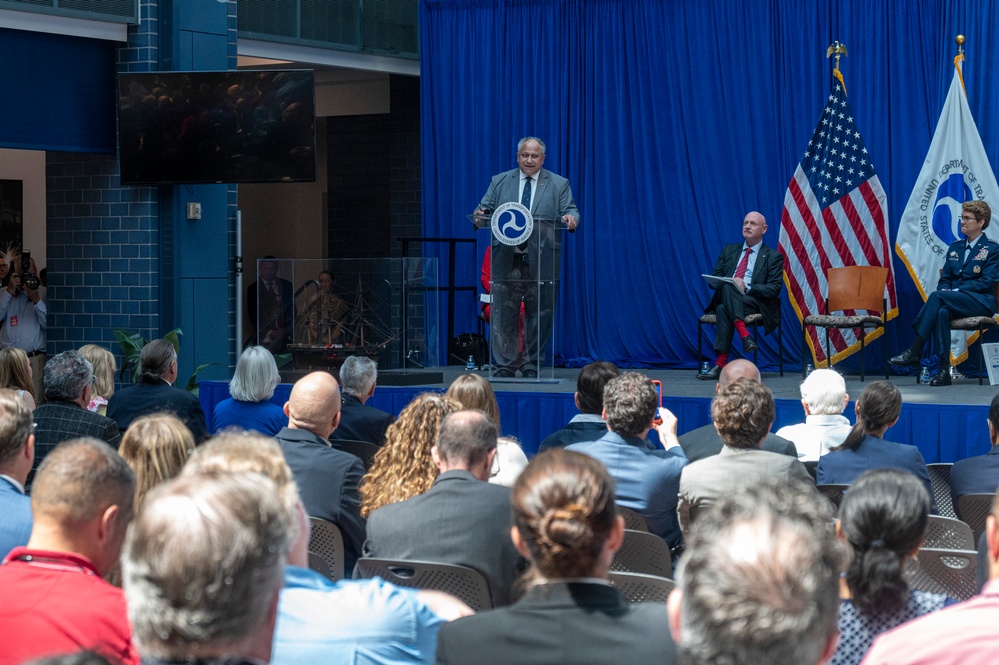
xmin=200 ymin=366 xmax=999 ymax=463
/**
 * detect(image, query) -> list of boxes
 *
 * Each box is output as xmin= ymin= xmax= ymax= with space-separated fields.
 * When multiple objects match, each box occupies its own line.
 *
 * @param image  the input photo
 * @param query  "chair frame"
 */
xmin=618 ymin=505 xmax=650 ymax=532
xmin=904 ymin=547 xmax=977 ymax=602
xmin=353 ymin=558 xmax=494 ymax=611
xmin=609 ymin=571 xmax=676 ymax=603
xmin=697 ymin=298 xmax=784 ymax=377
xmin=956 ymin=493 xmax=994 ymax=543
xmin=611 ymin=529 xmax=673 ymax=578
xmin=307 ymin=517 xmax=346 ymax=581
xmin=816 ymin=484 xmax=850 ymax=512
xmin=926 ymin=463 xmax=956 ymax=520
xmin=801 ymin=265 xmax=889 ymax=382
xmin=923 ymin=514 xmax=975 ymax=551
xmin=330 ymin=438 xmax=381 ymax=471
xmin=948 ymin=282 xmax=999 ymax=385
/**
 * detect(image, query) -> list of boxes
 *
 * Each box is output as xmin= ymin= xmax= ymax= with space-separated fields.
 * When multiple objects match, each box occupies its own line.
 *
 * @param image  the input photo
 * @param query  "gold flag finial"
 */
xmin=826 ymin=41 xmax=848 ymax=71
xmin=956 ymin=34 xmax=965 ymax=56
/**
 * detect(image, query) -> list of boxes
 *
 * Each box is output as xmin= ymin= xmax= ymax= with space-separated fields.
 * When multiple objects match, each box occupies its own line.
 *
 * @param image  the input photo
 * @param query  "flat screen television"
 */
xmin=117 ymin=70 xmax=316 ymax=185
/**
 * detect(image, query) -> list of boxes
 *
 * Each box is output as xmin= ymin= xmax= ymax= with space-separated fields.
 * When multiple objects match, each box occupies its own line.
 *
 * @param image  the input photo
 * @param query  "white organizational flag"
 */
xmin=896 ymin=55 xmax=999 ymax=364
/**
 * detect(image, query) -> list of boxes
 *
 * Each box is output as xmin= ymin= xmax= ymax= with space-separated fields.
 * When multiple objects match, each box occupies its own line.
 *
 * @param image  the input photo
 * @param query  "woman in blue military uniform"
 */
xmin=891 ymin=200 xmax=999 ymax=385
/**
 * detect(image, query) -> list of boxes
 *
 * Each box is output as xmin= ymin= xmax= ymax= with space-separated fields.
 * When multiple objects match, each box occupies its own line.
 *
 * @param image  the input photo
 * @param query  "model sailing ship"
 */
xmin=289 ymin=274 xmax=396 ymax=367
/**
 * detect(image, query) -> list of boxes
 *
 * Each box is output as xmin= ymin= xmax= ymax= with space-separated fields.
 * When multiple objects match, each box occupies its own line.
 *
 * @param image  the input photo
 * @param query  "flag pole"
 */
xmin=955 ymin=35 xmax=966 ymax=96
xmin=826 ymin=41 xmax=849 ymax=94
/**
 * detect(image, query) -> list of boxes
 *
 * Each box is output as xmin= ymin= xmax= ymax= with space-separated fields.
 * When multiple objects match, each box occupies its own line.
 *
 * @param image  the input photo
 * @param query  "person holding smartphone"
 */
xmin=0 ymin=252 xmax=45 ymax=403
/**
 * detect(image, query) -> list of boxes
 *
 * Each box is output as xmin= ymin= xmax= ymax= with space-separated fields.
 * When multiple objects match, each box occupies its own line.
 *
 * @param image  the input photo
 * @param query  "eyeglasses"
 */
xmin=490 ymin=448 xmax=501 ymax=478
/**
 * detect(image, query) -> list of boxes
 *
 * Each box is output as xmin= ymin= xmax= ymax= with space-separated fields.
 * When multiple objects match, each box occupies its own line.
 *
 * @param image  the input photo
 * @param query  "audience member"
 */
xmin=25 ymin=652 xmax=115 ymax=665
xmin=538 ymin=360 xmax=618 ymax=452
xmin=679 ymin=359 xmax=798 ymax=462
xmin=0 ymin=439 xmax=137 ymax=665
xmin=435 ymin=449 xmax=679 ymax=665
xmin=816 ymin=381 xmax=934 ymax=510
xmin=0 ymin=391 xmax=34 ymax=558
xmin=31 ymin=351 xmax=121 ymax=488
xmin=212 ymin=345 xmax=286 ymax=436
xmin=831 ymin=469 xmax=945 ymax=665
xmin=950 ymin=392 xmax=999 ymax=513
xmin=248 ymin=255 xmax=294 ymax=353
xmin=775 ymin=368 xmax=852 ymax=462
xmin=567 ymin=372 xmax=687 ymax=559
xmin=678 ymin=378 xmax=812 ymax=532
xmin=364 ymin=410 xmax=523 ymax=606
xmin=0 ymin=346 xmax=36 ymax=410
xmin=863 ymin=486 xmax=999 ymax=664
xmin=670 ymin=480 xmax=842 ymax=665
xmin=107 ymin=339 xmax=208 ymax=442
xmin=78 ymin=345 xmax=116 ymax=416
xmin=360 ymin=393 xmax=462 ymax=517
xmin=446 ymin=373 xmax=528 ymax=486
xmin=275 ymin=371 xmax=366 ymax=574
xmin=122 ymin=472 xmax=286 ymax=665
xmin=330 ymin=355 xmax=394 ymax=446
xmin=183 ymin=432 xmax=470 ymax=665
xmin=0 ymin=262 xmax=46 ymax=403
xmin=118 ymin=413 xmax=193 ymax=511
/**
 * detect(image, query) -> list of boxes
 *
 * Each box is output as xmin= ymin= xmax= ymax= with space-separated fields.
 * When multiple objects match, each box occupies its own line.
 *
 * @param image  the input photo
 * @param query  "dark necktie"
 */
xmin=734 ymin=247 xmax=753 ymax=279
xmin=521 ymin=176 xmax=532 ymax=210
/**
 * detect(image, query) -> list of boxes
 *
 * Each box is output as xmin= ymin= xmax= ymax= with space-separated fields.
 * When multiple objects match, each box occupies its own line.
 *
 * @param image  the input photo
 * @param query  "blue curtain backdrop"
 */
xmin=420 ymin=0 xmax=999 ymax=371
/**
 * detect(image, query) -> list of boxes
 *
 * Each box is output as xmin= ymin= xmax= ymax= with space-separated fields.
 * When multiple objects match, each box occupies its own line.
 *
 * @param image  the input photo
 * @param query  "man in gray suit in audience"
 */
xmin=679 ymin=359 xmax=797 ymax=463
xmin=678 ymin=378 xmax=813 ymax=533
xmin=362 ymin=410 xmax=522 ymax=606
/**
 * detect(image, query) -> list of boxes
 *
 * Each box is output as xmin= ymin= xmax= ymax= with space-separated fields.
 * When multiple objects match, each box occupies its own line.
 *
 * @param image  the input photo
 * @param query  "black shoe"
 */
xmin=889 ymin=349 xmax=921 ymax=367
xmin=494 ymin=367 xmax=515 ymax=378
xmin=929 ymin=372 xmax=952 ymax=387
xmin=521 ymin=367 xmax=538 ymax=378
xmin=741 ymin=335 xmax=758 ymax=353
xmin=697 ymin=364 xmax=722 ymax=381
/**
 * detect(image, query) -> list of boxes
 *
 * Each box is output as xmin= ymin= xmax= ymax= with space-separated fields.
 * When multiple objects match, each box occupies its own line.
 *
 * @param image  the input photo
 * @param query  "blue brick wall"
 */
xmin=46 ymin=154 xmax=160 ymax=354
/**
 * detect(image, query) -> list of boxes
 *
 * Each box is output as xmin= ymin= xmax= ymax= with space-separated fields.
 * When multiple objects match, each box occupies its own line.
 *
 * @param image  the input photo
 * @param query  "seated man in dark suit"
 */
xmin=698 ymin=211 xmax=784 ymax=381
xmin=31 ymin=350 xmax=121 ymax=487
xmin=950 ymin=392 xmax=999 ymax=511
xmin=106 ymin=339 xmax=208 ymax=442
xmin=539 ymin=360 xmax=619 ymax=452
xmin=680 ymin=359 xmax=797 ymax=463
xmin=274 ymin=371 xmax=366 ymax=575
xmin=890 ymin=200 xmax=999 ymax=386
xmin=330 ymin=355 xmax=394 ymax=446
xmin=678 ymin=378 xmax=813 ymax=533
xmin=363 ymin=410 xmax=522 ymax=606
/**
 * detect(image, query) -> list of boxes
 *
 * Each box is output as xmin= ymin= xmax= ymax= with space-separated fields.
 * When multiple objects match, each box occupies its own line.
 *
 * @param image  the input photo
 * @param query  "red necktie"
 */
xmin=734 ymin=248 xmax=752 ymax=279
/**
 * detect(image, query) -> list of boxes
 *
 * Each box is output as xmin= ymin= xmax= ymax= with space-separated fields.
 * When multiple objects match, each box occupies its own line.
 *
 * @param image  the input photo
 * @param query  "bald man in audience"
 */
xmin=275 ymin=371 xmax=366 ymax=574
xmin=0 ymin=439 xmax=138 ymax=665
xmin=679 ymin=359 xmax=797 ymax=463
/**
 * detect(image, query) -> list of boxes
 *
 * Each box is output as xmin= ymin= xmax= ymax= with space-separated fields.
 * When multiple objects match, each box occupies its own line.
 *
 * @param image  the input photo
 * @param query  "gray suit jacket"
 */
xmin=362 ymin=469 xmax=522 ymax=606
xmin=678 ymin=446 xmax=813 ymax=532
xmin=479 ymin=167 xmax=579 ymax=272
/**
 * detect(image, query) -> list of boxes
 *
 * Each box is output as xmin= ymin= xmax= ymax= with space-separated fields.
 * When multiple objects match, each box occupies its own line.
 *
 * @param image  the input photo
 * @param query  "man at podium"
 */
xmin=476 ymin=137 xmax=579 ymax=377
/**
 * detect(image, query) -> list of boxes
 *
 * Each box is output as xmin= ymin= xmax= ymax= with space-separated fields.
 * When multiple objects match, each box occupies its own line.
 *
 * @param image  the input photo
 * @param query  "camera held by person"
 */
xmin=12 ymin=251 xmax=40 ymax=291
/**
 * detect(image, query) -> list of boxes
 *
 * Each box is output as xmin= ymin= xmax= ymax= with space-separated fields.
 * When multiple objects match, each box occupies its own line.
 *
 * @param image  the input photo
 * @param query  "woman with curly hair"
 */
xmin=359 ymin=392 xmax=461 ymax=517
xmin=434 ymin=449 xmax=678 ymax=665
xmin=446 ymin=373 xmax=528 ymax=486
xmin=0 ymin=347 xmax=35 ymax=410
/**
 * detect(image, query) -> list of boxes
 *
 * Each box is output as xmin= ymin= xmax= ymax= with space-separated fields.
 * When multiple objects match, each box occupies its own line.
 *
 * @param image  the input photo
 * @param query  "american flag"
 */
xmin=779 ymin=70 xmax=898 ymax=366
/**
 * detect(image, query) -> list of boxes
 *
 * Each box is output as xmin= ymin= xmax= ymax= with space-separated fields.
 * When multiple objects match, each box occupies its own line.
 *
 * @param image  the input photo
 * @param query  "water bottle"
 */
xmin=919 ymin=366 xmax=930 ymax=385
xmin=805 ymin=363 xmax=814 ymax=376
xmin=700 ymin=361 xmax=710 ymax=375
xmin=466 ymin=355 xmax=476 ymax=371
